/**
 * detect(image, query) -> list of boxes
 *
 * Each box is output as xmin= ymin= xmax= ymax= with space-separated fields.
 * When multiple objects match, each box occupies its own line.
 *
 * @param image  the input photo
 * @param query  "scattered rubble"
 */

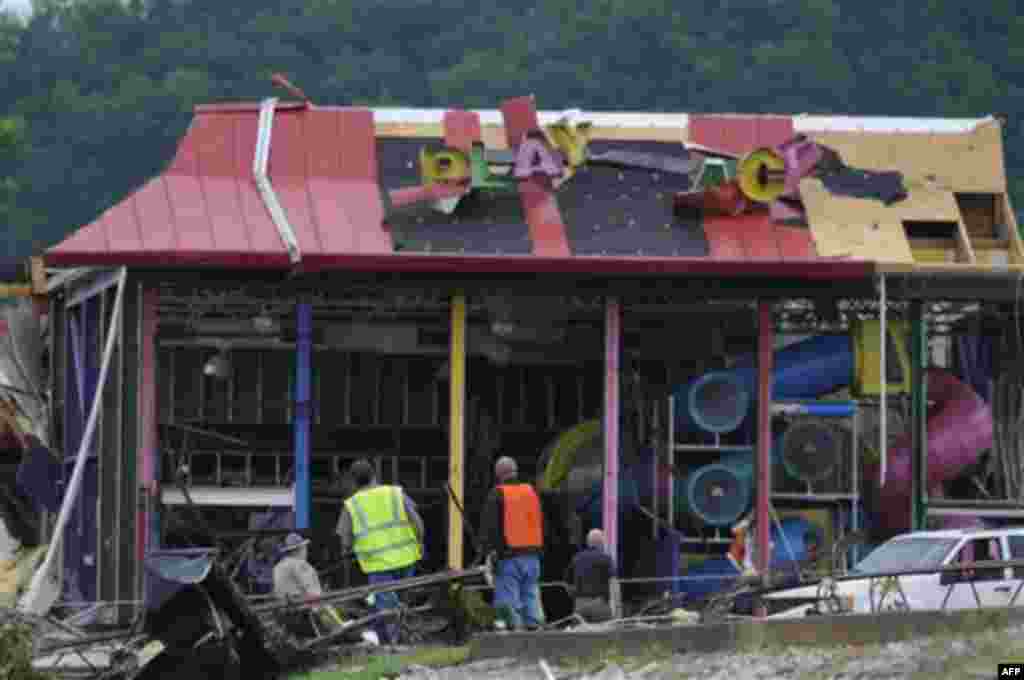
xmin=392 ymin=624 xmax=1024 ymax=680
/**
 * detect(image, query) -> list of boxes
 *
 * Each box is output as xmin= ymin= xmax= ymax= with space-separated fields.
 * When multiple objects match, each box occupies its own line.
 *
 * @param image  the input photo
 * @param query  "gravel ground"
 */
xmin=393 ymin=625 xmax=1024 ymax=680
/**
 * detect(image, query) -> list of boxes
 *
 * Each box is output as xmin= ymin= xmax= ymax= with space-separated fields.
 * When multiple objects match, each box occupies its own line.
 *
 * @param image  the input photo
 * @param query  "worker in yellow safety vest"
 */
xmin=336 ymin=458 xmax=424 ymax=644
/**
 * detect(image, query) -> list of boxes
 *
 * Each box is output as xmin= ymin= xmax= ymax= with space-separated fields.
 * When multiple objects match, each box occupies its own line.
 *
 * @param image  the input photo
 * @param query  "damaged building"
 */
xmin=22 ymin=94 xmax=1024 ymax=625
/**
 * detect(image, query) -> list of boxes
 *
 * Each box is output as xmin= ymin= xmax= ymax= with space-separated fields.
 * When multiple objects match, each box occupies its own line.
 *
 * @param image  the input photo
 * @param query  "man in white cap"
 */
xmin=273 ymin=532 xmax=323 ymax=603
xmin=564 ymin=528 xmax=616 ymax=623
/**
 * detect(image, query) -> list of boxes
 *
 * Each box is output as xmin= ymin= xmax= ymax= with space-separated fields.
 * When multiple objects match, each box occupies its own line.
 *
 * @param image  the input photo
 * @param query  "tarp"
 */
xmin=16 ymin=436 xmax=62 ymax=513
xmin=144 ymin=548 xmax=216 ymax=612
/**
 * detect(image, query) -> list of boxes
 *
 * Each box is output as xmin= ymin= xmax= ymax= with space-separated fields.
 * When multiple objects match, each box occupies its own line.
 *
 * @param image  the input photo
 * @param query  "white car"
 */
xmin=763 ymin=527 xmax=1024 ymax=618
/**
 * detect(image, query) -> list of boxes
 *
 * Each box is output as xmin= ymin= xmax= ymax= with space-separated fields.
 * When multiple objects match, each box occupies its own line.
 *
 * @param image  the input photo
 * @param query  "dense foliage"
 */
xmin=0 ymin=619 xmax=52 ymax=680
xmin=0 ymin=0 xmax=1019 ymax=256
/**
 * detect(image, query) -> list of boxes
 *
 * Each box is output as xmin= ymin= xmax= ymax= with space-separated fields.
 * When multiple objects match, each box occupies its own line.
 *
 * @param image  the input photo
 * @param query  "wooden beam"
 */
xmin=138 ymin=287 xmax=159 ymax=560
xmin=603 ymin=298 xmax=621 ymax=562
xmin=447 ymin=293 xmax=467 ymax=570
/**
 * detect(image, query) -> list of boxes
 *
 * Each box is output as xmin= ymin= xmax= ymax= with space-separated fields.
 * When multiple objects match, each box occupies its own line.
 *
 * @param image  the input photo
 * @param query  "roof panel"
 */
xmin=774 ymin=225 xmax=816 ymax=260
xmin=162 ymin=173 xmax=214 ymax=253
xmin=443 ymin=110 xmax=482 ymax=152
xmin=130 ymin=178 xmax=176 ymax=254
xmin=731 ymin=212 xmax=782 ymax=261
xmin=337 ymin=109 xmax=379 ymax=183
xmin=333 ymin=109 xmax=391 ymax=255
xmin=702 ymin=215 xmax=747 ymax=259
xmin=192 ymin=114 xmax=250 ymax=254
xmin=203 ymin=177 xmax=252 ymax=254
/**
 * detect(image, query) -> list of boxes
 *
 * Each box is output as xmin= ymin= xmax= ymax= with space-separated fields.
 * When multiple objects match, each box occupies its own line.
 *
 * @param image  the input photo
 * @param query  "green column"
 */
xmin=910 ymin=301 xmax=928 ymax=531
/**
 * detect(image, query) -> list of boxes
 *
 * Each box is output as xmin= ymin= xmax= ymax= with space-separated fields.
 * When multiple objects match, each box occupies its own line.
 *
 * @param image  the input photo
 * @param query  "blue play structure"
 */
xmin=565 ymin=334 xmax=860 ymax=598
xmin=678 ymin=516 xmax=820 ymax=601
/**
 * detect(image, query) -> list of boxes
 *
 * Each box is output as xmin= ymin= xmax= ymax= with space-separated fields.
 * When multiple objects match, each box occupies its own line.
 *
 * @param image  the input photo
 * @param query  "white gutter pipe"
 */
xmin=20 ymin=267 xmax=127 ymax=615
xmin=254 ymin=98 xmax=302 ymax=266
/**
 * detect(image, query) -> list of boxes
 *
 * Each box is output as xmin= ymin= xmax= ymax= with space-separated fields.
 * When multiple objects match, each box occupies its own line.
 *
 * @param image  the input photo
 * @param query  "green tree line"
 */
xmin=0 ymin=0 xmax=1020 ymax=256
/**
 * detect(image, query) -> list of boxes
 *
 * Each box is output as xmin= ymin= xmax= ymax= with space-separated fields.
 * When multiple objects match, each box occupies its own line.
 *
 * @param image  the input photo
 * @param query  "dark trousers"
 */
xmin=574 ymin=596 xmax=613 ymax=623
xmin=367 ymin=565 xmax=415 ymax=643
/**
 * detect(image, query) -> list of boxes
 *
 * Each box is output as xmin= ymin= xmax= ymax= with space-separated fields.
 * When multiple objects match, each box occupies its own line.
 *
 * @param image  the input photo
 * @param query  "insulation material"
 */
xmin=377 ymin=138 xmax=533 ymax=254
xmin=557 ymin=141 xmax=708 ymax=256
xmin=801 ymin=121 xmax=1006 ymax=193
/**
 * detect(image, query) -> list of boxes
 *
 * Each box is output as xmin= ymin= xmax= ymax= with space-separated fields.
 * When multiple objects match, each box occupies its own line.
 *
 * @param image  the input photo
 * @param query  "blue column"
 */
xmin=293 ymin=303 xmax=312 ymax=530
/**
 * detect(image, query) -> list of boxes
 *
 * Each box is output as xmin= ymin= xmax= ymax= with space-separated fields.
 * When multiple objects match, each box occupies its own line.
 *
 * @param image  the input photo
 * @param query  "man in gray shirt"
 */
xmin=273 ymin=532 xmax=323 ymax=602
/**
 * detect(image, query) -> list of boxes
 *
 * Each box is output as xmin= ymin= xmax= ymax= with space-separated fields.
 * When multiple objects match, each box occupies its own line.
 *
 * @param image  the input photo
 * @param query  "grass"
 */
xmin=288 ymin=645 xmax=470 ymax=680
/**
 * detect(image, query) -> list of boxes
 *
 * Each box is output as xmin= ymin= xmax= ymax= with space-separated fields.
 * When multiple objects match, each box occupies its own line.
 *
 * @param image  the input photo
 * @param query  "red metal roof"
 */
xmin=47 ymin=104 xmax=390 ymax=269
xmin=46 ymin=102 xmax=855 ymax=277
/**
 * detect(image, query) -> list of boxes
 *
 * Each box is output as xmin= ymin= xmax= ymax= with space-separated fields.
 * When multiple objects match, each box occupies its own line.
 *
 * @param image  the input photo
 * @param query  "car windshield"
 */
xmin=849 ymin=537 xmax=960 ymax=576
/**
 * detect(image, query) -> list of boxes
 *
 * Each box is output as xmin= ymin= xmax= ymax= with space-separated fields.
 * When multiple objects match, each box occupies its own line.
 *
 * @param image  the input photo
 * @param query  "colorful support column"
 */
xmin=756 ymin=301 xmax=773 ymax=610
xmin=293 ymin=302 xmax=312 ymax=530
xmin=138 ymin=287 xmax=158 ymax=562
xmin=910 ymin=301 xmax=928 ymax=531
xmin=448 ymin=294 xmax=467 ymax=570
xmin=603 ymin=298 xmax=621 ymax=562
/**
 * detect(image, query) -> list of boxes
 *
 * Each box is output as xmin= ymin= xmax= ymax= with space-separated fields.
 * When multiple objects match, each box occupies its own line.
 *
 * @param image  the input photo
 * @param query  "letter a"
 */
xmin=514 ymin=131 xmax=563 ymax=180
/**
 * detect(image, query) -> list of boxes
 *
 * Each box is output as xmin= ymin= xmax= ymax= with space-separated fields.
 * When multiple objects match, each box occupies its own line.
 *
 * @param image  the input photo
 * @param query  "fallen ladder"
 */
xmin=253 ymin=566 xmax=489 ymax=616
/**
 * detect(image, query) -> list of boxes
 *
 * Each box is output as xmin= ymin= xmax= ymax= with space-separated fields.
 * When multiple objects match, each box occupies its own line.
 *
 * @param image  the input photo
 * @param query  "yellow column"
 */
xmin=447 ymin=293 xmax=467 ymax=570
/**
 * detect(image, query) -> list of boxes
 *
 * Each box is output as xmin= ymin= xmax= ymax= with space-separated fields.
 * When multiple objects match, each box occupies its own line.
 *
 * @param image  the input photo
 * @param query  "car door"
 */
xmin=939 ymin=537 xmax=1010 ymax=609
xmin=992 ymin=533 xmax=1024 ymax=608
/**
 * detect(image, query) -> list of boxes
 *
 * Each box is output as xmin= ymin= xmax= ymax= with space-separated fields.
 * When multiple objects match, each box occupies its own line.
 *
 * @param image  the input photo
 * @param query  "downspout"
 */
xmin=254 ymin=98 xmax=302 ymax=266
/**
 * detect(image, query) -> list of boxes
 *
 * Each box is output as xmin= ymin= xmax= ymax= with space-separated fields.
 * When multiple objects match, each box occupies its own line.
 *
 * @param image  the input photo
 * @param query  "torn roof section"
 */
xmin=43 ymin=98 xmax=1013 ymax=276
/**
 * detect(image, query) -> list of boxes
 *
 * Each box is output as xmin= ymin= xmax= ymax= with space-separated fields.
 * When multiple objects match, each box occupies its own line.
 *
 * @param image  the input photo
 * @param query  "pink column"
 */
xmin=137 ymin=287 xmax=158 ymax=564
xmin=756 ymin=301 xmax=773 ymax=613
xmin=603 ymin=298 xmax=621 ymax=559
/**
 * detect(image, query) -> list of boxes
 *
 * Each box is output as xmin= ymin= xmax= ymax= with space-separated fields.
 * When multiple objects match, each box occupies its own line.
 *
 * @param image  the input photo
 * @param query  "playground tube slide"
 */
xmin=674 ymin=336 xmax=990 ymax=533
xmin=863 ymin=368 xmax=993 ymax=534
xmin=672 ymin=334 xmax=856 ymax=436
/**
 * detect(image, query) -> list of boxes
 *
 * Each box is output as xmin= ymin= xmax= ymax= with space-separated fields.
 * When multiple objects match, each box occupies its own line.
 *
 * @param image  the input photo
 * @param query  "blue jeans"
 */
xmin=493 ymin=554 xmax=544 ymax=630
xmin=367 ymin=565 xmax=415 ymax=643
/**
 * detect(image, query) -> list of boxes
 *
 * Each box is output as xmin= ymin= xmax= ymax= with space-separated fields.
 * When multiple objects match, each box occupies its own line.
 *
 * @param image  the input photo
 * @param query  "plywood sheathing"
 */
xmin=802 ymin=120 xmax=1006 ymax=194
xmin=799 ymin=120 xmax=1009 ymax=264
xmin=799 ymin=177 xmax=915 ymax=263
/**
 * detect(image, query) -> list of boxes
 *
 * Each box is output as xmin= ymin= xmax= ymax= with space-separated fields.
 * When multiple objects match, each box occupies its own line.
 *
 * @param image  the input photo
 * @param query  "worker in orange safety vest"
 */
xmin=479 ymin=456 xmax=545 ymax=631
